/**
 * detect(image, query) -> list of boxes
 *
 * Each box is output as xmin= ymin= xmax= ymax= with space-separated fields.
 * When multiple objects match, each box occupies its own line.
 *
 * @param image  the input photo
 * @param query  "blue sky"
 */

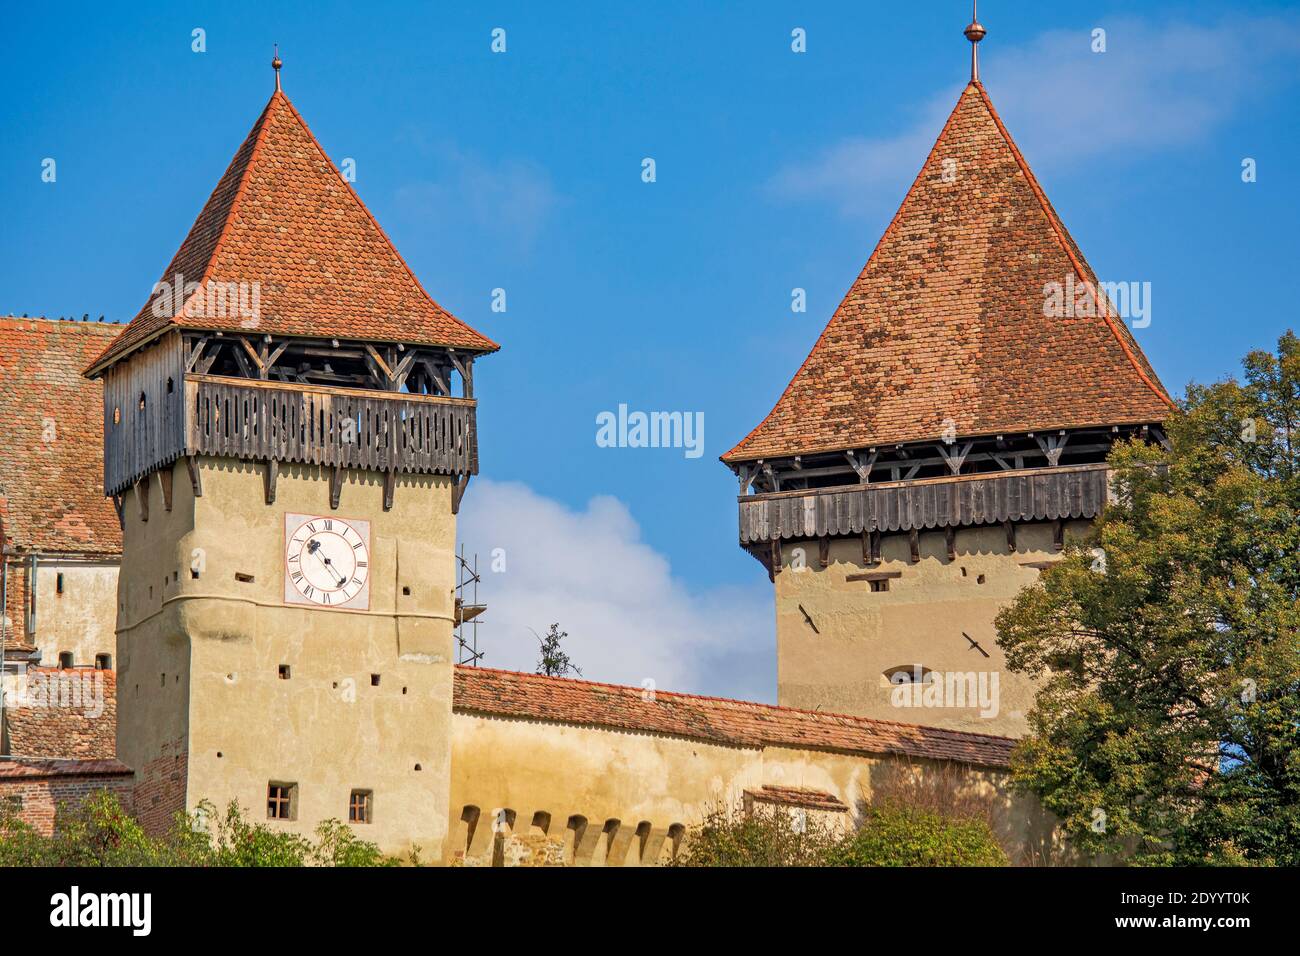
xmin=2 ymin=1 xmax=1298 ymax=698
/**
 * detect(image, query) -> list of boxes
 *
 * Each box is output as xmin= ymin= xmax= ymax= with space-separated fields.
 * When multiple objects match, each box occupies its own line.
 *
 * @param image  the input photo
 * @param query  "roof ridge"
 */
xmin=971 ymin=82 xmax=1172 ymax=409
xmin=453 ymin=664 xmax=1016 ymax=744
xmin=0 ymin=316 xmax=120 ymax=331
xmin=274 ymin=93 xmax=500 ymax=353
xmin=721 ymin=83 xmax=979 ymax=465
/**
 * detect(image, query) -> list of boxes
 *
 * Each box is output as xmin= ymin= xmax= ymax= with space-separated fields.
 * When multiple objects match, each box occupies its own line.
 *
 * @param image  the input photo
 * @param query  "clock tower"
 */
xmin=85 ymin=66 xmax=497 ymax=855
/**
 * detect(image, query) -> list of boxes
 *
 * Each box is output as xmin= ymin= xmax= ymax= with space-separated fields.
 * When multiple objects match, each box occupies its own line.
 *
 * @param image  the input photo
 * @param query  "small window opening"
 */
xmin=112 ymin=406 xmax=120 ymax=425
xmin=869 ymin=579 xmax=890 ymax=592
xmin=94 ymin=653 xmax=112 ymax=670
xmin=235 ymin=572 xmax=254 ymax=583
xmin=371 ymin=674 xmax=380 ymax=686
xmin=401 ymin=586 xmax=411 ymax=596
xmin=278 ymin=664 xmax=291 ymax=680
xmin=191 ymin=567 xmax=200 ymax=579
xmin=56 ymin=572 xmax=65 ymax=595
xmin=58 ymin=652 xmax=73 ymax=669
xmin=166 ymin=377 xmax=174 ymax=394
xmin=267 ymin=782 xmax=297 ymax=820
xmin=349 ymin=790 xmax=373 ymax=824
xmin=138 ymin=392 xmax=146 ymax=411
xmin=977 ymin=574 xmax=986 ymax=584
xmin=160 ymin=672 xmax=166 ymax=687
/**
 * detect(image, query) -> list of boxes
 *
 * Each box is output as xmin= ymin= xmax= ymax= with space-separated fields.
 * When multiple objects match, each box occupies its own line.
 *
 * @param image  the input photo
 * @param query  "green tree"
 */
xmin=534 ymin=623 xmax=582 ymax=678
xmin=996 ymin=333 xmax=1300 ymax=865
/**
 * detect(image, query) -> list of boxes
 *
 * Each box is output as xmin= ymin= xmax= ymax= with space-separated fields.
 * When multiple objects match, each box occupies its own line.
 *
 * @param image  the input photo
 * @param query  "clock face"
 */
xmin=283 ymin=513 xmax=371 ymax=610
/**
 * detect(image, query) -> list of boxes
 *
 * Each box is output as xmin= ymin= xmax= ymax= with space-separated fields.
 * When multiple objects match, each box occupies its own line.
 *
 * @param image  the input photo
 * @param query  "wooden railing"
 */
xmin=738 ymin=463 xmax=1110 ymax=544
xmin=183 ymin=375 xmax=477 ymax=478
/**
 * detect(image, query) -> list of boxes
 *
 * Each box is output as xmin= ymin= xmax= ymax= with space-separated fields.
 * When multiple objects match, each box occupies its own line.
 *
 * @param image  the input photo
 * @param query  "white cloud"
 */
xmin=456 ymin=479 xmax=775 ymax=702
xmin=769 ymin=14 xmax=1300 ymax=217
xmin=395 ymin=145 xmax=562 ymax=250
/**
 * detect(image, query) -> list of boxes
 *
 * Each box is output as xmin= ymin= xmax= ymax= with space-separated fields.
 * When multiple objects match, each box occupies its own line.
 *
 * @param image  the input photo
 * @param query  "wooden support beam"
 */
xmin=185 ymin=456 xmax=203 ymax=497
xmin=770 ymin=538 xmax=782 ymax=576
xmin=845 ymin=450 xmax=877 ymax=484
xmin=945 ymin=525 xmax=957 ymax=561
xmin=846 ymin=570 xmax=903 ymax=582
xmin=111 ymin=495 xmax=124 ymax=531
xmin=908 ymin=528 xmax=920 ymax=563
xmin=264 ymin=460 xmax=278 ymax=505
xmin=1004 ymin=520 xmax=1017 ymax=552
xmin=135 ymin=476 xmax=149 ymax=523
xmin=184 ymin=336 xmax=210 ymax=372
xmin=866 ymin=529 xmax=881 ymax=566
xmin=383 ymin=470 xmax=396 ymax=511
xmin=818 ymin=536 xmax=830 ymax=569
xmin=329 ymin=466 xmax=344 ymax=510
xmin=159 ymin=467 xmax=174 ymax=512
xmin=1052 ymin=519 xmax=1065 ymax=551
xmin=938 ymin=441 xmax=974 ymax=475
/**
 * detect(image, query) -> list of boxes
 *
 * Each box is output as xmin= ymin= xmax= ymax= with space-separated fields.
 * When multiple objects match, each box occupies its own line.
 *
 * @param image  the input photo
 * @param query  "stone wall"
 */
xmin=2 ymin=667 xmax=116 ymax=759
xmin=0 ymin=760 xmax=135 ymax=836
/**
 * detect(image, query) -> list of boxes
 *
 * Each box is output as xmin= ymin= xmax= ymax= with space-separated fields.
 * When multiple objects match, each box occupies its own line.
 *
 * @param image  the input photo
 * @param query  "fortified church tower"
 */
xmin=84 ymin=57 xmax=496 ymax=853
xmin=723 ymin=9 xmax=1172 ymax=736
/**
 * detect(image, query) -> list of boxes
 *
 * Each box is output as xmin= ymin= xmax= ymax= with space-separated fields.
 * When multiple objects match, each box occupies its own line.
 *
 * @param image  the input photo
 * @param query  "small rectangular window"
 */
xmin=95 ymin=654 xmax=112 ymax=670
xmin=56 ymin=573 xmax=65 ymax=595
xmin=267 ymin=782 xmax=297 ymax=820
xmin=370 ymin=674 xmax=380 ymax=686
xmin=869 ymin=579 xmax=890 ymax=592
xmin=235 ymin=572 xmax=254 ymax=584
xmin=349 ymin=790 xmax=372 ymax=824
xmin=278 ymin=664 xmax=291 ymax=680
xmin=58 ymin=652 xmax=73 ymax=669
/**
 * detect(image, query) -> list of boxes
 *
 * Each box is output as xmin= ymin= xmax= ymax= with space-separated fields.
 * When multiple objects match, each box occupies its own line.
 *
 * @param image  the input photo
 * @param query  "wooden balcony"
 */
xmin=104 ymin=371 xmax=477 ymax=498
xmin=738 ymin=463 xmax=1110 ymax=546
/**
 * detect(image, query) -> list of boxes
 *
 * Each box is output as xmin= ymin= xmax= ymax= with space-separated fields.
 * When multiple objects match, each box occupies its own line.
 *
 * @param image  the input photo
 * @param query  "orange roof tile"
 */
xmin=745 ymin=785 xmax=849 ymax=812
xmin=724 ymin=82 xmax=1172 ymax=463
xmin=86 ymin=90 xmax=497 ymax=376
xmin=453 ymin=666 xmax=1015 ymax=768
xmin=0 ymin=317 xmax=122 ymax=556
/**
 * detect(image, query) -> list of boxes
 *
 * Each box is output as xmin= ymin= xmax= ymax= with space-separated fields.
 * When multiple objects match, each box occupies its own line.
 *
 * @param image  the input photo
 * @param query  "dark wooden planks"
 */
xmin=737 ymin=465 xmax=1108 ymax=544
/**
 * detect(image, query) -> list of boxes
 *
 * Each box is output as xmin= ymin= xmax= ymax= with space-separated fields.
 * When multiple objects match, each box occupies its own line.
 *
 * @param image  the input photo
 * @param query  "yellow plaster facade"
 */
xmin=773 ymin=521 xmax=1091 ymax=737
xmin=115 ymin=456 xmax=457 ymax=856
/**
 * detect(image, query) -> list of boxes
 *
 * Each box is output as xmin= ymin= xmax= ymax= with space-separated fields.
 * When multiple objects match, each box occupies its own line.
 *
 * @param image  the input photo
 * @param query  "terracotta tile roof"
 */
xmin=0 ymin=317 xmax=122 ymax=556
xmin=453 ymin=666 xmax=1014 ymax=768
xmin=745 ymin=785 xmax=849 ymax=812
xmin=0 ymin=757 xmax=132 ymax=779
xmin=86 ymin=90 xmax=497 ymax=376
xmin=723 ymin=82 xmax=1172 ymax=464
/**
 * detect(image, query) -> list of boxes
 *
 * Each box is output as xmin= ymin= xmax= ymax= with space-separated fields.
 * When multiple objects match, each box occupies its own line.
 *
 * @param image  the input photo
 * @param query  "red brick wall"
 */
xmin=134 ymin=738 xmax=188 ymax=836
xmin=2 ymin=668 xmax=116 ymax=758
xmin=0 ymin=773 xmax=134 ymax=836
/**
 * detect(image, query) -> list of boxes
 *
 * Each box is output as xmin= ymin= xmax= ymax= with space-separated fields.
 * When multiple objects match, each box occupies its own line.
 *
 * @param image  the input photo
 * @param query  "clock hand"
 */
xmin=306 ymin=539 xmax=347 ymax=588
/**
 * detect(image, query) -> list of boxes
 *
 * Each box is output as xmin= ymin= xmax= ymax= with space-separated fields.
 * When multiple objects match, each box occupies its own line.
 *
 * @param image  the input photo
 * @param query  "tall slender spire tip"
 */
xmin=963 ymin=1 xmax=986 ymax=83
xmin=271 ymin=43 xmax=283 ymax=92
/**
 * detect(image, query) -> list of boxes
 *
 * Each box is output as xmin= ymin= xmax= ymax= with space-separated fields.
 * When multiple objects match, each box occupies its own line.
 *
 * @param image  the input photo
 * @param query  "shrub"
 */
xmin=671 ymin=801 xmax=840 ymax=867
xmin=824 ymin=804 xmax=1008 ymax=867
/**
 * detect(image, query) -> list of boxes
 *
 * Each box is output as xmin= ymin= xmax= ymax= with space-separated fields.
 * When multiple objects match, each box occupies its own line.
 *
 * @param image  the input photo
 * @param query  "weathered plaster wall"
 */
xmin=448 ymin=711 xmax=1061 ymax=866
xmin=116 ymin=456 xmax=457 ymax=856
xmin=32 ymin=561 xmax=118 ymax=667
xmin=774 ymin=521 xmax=1091 ymax=737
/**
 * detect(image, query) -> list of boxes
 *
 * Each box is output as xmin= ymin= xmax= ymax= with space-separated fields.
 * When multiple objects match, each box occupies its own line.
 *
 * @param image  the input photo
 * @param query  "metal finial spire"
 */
xmin=963 ymin=1 xmax=987 ymax=83
xmin=271 ymin=44 xmax=283 ymax=91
